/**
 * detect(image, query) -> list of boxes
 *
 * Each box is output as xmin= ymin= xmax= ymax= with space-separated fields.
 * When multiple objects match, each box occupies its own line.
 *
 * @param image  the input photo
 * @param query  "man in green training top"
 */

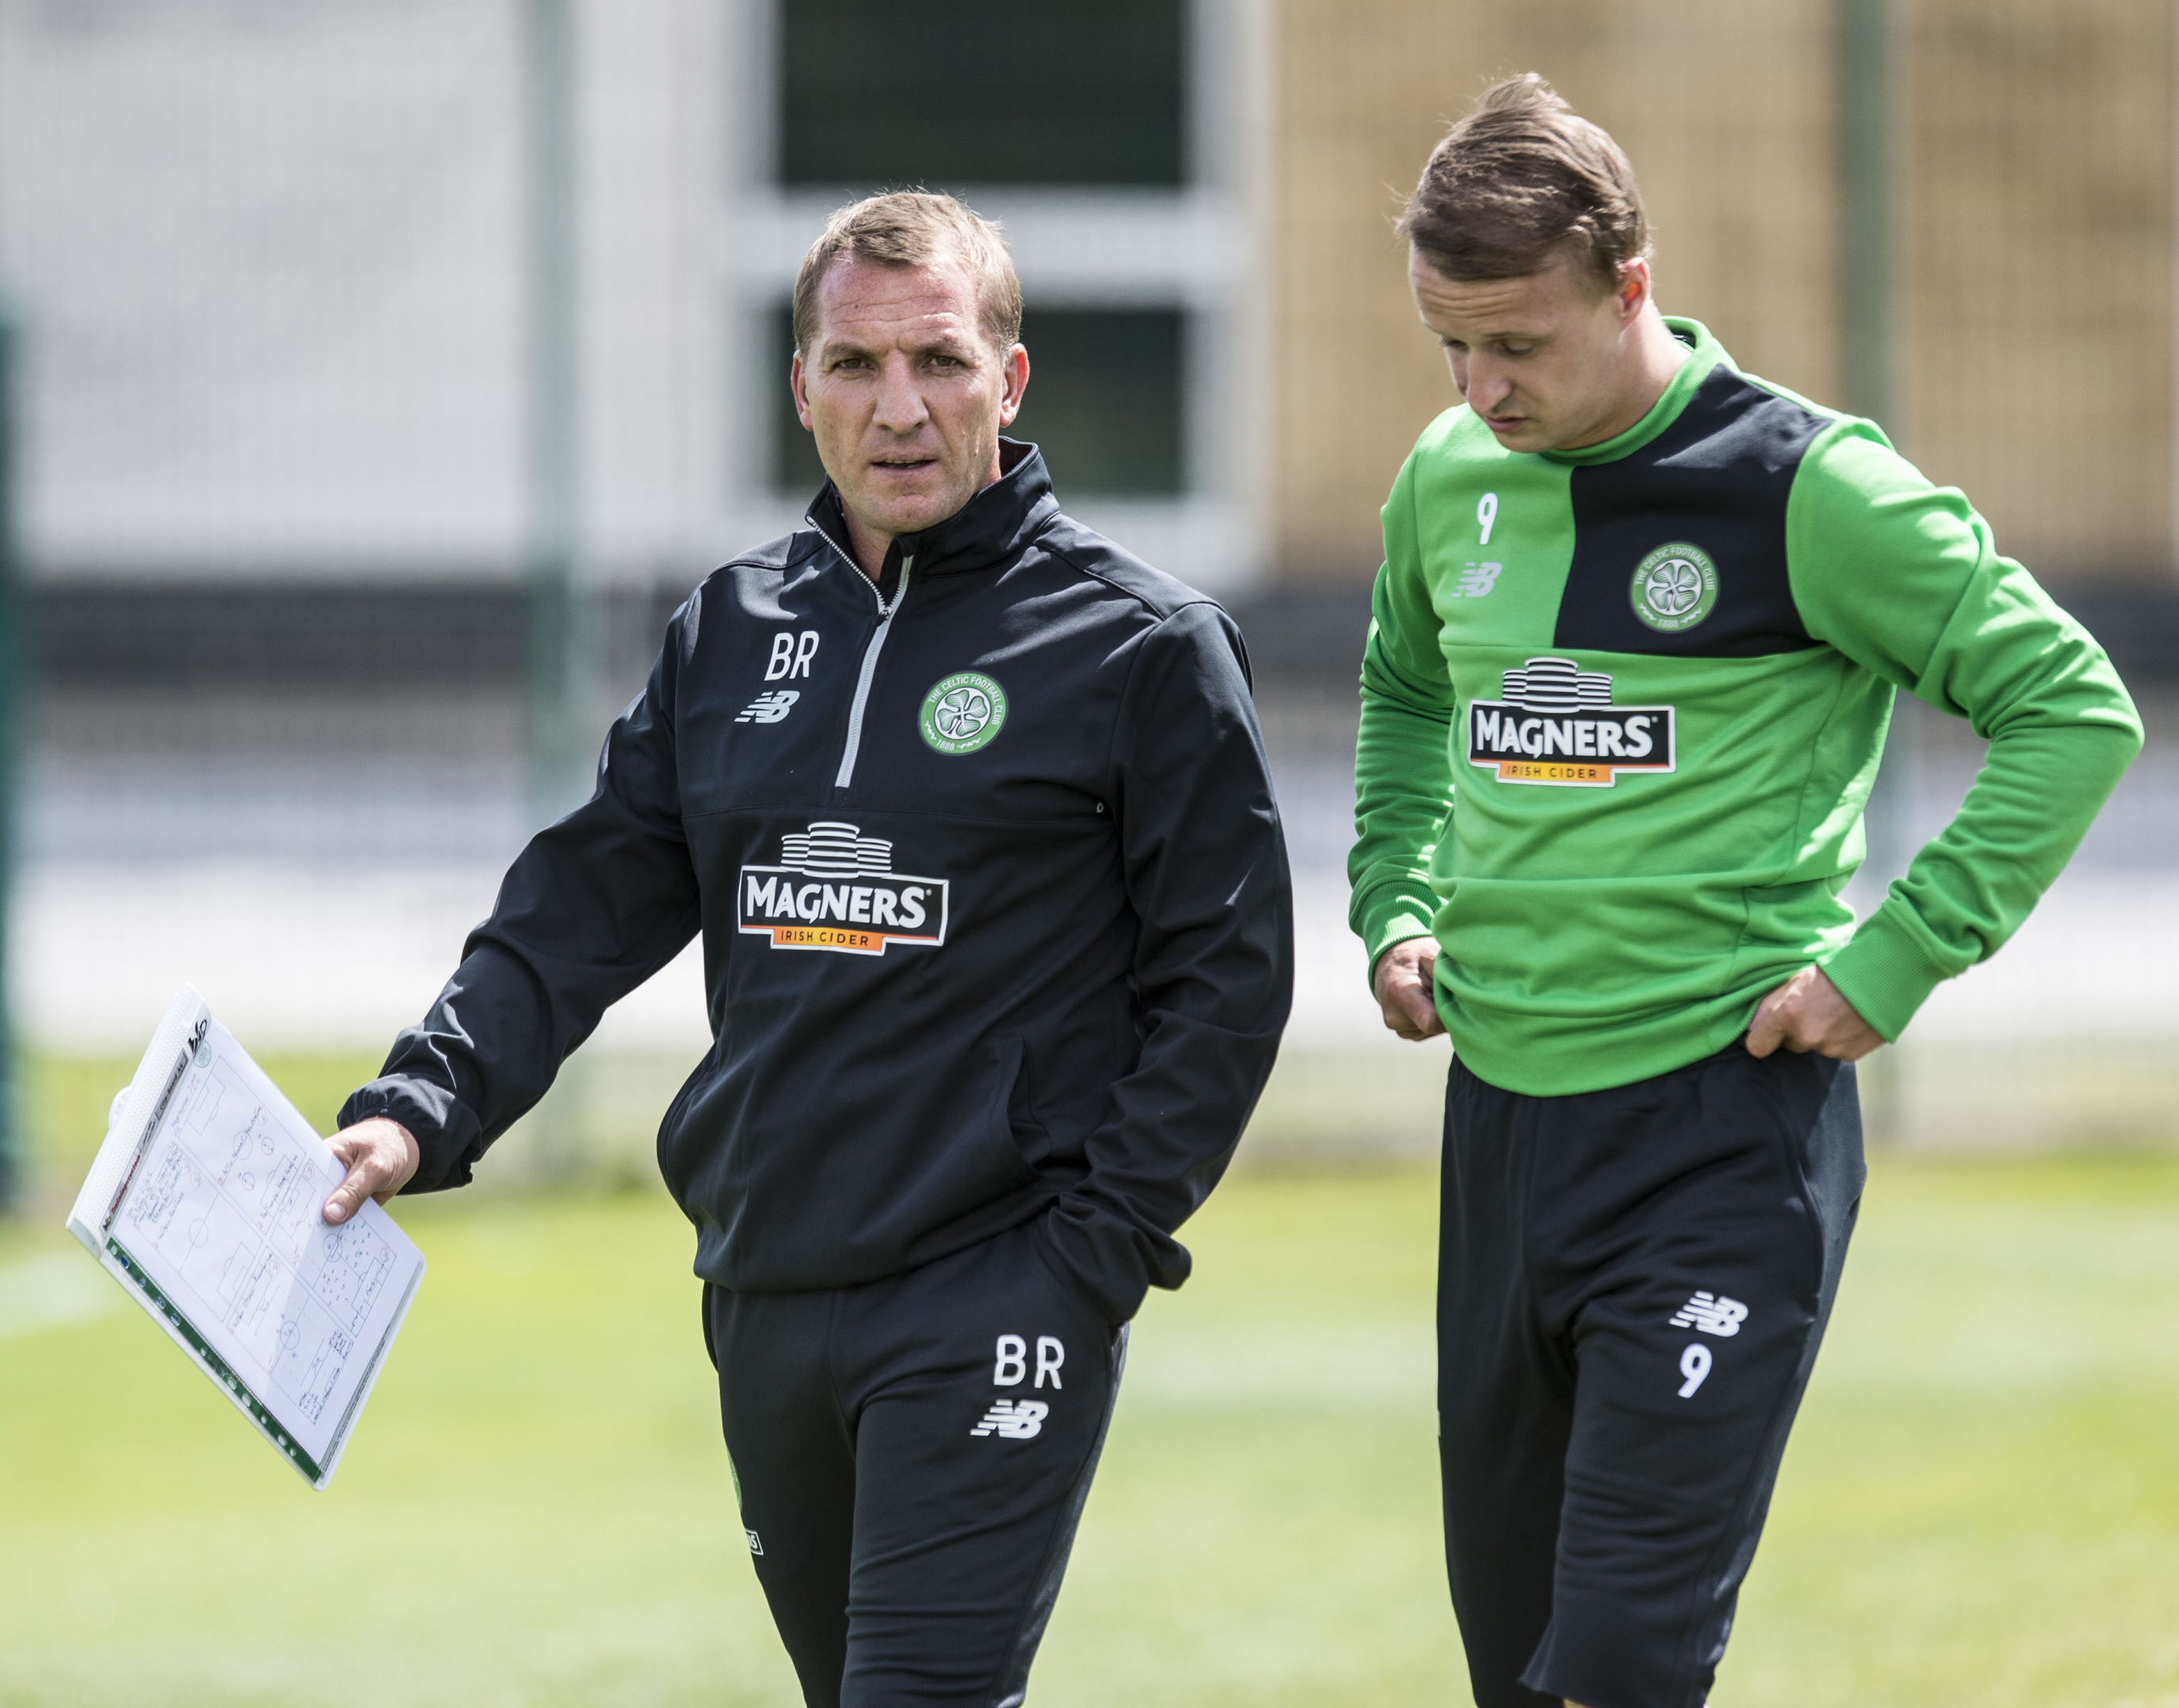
xmin=1350 ymin=74 xmax=2141 ymax=1708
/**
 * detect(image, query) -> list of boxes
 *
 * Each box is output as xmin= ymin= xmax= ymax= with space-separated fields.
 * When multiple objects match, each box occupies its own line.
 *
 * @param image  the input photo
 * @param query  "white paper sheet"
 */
xmin=67 ymin=988 xmax=425 ymax=1488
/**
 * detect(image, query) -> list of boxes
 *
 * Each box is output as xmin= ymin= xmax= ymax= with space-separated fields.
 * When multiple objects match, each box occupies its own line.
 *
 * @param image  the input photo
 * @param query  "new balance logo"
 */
xmin=1452 ymin=561 xmax=1502 ymax=598
xmin=745 ymin=1529 xmax=764 ymax=1555
xmin=970 ymin=1400 xmax=1049 ymax=1440
xmin=1670 ymin=1291 xmax=1749 ymax=1337
xmin=735 ymin=690 xmax=800 ymax=724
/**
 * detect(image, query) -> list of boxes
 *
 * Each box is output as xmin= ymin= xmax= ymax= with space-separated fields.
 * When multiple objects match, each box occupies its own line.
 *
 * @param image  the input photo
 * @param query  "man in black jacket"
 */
xmin=320 ymin=191 xmax=1293 ymax=1706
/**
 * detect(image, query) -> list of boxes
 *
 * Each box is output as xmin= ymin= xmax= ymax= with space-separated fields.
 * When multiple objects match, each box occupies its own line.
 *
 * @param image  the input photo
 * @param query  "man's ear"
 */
xmin=790 ymin=350 xmax=814 ymax=430
xmin=997 ymin=342 xmax=1030 ymax=427
xmin=1613 ymin=258 xmax=1652 ymax=325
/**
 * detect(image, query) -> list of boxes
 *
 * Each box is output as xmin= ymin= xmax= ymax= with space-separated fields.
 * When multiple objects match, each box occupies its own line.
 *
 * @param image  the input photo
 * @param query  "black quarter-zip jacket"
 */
xmin=340 ymin=444 xmax=1294 ymax=1322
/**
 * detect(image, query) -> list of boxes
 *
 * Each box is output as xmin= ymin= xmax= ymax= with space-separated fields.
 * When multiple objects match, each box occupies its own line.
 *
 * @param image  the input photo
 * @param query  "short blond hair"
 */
xmin=791 ymin=191 xmax=1024 ymax=354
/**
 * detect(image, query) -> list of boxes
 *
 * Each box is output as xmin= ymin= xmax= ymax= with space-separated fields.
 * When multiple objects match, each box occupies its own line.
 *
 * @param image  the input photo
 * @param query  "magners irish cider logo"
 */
xmin=738 ymin=822 xmax=948 ymax=954
xmin=1466 ymin=657 xmax=1675 ymax=788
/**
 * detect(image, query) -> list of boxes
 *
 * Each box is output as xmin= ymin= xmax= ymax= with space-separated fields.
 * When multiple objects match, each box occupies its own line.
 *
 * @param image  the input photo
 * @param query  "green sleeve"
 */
xmin=1786 ymin=422 xmax=2143 ymax=1040
xmin=1349 ymin=449 xmax=1456 ymax=985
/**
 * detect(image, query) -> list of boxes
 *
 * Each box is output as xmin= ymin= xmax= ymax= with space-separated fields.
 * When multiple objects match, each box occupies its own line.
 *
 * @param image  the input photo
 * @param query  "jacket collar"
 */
xmin=805 ymin=438 xmax=1059 ymax=581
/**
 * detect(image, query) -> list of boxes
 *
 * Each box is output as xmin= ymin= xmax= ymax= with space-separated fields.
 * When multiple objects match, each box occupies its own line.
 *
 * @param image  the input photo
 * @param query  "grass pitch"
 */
xmin=4 ymin=1068 xmax=2178 ymax=1706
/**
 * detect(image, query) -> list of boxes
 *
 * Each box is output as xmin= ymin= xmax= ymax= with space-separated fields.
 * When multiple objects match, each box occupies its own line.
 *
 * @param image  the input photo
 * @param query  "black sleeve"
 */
xmin=1038 ymin=599 xmax=1295 ymax=1321
xmin=337 ymin=599 xmax=704 ymax=1190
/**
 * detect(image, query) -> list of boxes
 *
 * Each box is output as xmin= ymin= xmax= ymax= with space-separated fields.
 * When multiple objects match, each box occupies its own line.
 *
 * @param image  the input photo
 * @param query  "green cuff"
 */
xmin=1354 ymin=890 xmax=1439 ymax=992
xmin=1818 ymin=903 xmax=1954 ymax=1043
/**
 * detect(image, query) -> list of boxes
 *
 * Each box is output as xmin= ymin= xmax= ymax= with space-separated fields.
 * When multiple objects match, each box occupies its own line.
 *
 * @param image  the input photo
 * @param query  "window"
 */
xmin=735 ymin=0 xmax=1258 ymax=587
xmin=772 ymin=306 xmax=1185 ymax=499
xmin=777 ymin=0 xmax=1187 ymax=188
xmin=1010 ymin=309 xmax=1185 ymax=495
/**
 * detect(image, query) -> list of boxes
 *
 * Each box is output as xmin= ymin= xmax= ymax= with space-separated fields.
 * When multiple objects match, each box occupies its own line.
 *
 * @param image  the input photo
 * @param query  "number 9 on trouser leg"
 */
xmin=1356 ymin=67 xmax=2139 ymax=1708
xmin=1436 ymin=1045 xmax=1864 ymax=1708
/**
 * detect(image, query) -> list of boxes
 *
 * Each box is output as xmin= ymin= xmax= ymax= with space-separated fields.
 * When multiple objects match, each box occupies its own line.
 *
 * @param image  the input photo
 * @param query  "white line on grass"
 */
xmin=0 ymin=1252 xmax=120 ymax=1340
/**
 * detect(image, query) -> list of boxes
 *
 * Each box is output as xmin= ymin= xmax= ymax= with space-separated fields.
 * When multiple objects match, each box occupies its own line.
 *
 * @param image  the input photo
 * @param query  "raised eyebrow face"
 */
xmin=813 ymin=321 xmax=989 ymax=370
xmin=907 ymin=327 xmax=988 ymax=366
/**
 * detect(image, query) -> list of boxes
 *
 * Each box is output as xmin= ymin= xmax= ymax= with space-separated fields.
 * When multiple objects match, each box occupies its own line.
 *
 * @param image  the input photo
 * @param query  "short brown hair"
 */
xmin=1398 ymin=74 xmax=1649 ymax=291
xmin=791 ymin=191 xmax=1024 ymax=354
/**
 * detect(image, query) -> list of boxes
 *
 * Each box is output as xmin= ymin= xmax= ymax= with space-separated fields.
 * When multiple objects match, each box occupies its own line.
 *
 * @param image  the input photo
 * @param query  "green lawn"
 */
xmin=5 ymin=1120 xmax=2179 ymax=1703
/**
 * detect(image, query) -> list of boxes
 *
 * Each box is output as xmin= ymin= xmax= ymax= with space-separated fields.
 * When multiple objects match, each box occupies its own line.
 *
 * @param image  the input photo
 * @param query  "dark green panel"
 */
xmin=778 ymin=0 xmax=1186 ymax=188
xmin=770 ymin=306 xmax=1186 ymax=500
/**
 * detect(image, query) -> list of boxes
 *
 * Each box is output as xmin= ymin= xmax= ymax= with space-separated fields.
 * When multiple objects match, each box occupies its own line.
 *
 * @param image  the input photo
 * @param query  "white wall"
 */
xmin=0 ymin=0 xmax=1271 ymax=593
xmin=0 ymin=1 xmax=525 ymax=576
xmin=0 ymin=0 xmax=726 ymax=585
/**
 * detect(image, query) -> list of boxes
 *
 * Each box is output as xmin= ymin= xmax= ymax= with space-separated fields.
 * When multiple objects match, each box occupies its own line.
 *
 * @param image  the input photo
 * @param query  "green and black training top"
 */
xmin=1350 ymin=317 xmax=2142 ymax=1096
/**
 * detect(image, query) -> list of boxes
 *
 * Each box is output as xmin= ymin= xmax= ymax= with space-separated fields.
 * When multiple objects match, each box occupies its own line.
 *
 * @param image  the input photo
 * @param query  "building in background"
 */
xmin=1 ymin=0 xmax=2173 ymax=612
xmin=1276 ymin=0 xmax=2179 ymax=603
xmin=0 ymin=0 xmax=2172 ymax=1154
xmin=0 ymin=0 xmax=1268 ymax=604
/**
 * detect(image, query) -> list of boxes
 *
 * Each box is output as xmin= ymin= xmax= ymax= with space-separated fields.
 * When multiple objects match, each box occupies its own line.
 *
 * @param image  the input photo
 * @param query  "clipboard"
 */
xmin=66 ymin=987 xmax=425 ymax=1488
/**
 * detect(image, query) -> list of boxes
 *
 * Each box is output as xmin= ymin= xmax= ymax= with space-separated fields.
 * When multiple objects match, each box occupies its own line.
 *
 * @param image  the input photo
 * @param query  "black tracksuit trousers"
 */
xmin=704 ymin=1219 xmax=1126 ymax=1708
xmin=1438 ymin=1041 xmax=1865 ymax=1708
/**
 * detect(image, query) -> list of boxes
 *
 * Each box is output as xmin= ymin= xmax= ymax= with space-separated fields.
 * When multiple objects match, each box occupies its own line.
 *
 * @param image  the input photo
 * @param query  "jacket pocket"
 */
xmin=878 ymin=1036 xmax=1046 ymax=1264
xmin=995 ymin=1033 xmax=1053 ymax=1169
xmin=965 ymin=1034 xmax=1048 ymax=1179
xmin=653 ymin=1045 xmax=716 ymax=1203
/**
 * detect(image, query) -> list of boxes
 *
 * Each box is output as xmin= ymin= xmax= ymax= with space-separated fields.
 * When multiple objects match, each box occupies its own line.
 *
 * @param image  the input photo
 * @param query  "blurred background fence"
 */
xmin=1 ymin=0 xmax=2175 ymax=1210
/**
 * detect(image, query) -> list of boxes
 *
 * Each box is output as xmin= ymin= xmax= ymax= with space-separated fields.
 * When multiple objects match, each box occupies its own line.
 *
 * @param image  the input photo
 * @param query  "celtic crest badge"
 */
xmin=1630 ymin=542 xmax=1719 ymax=633
xmin=919 ymin=671 xmax=1009 ymax=754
